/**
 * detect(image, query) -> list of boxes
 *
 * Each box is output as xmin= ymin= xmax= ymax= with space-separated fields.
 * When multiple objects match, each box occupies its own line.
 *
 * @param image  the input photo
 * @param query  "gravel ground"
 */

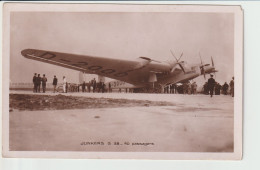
xmin=9 ymin=94 xmax=175 ymax=111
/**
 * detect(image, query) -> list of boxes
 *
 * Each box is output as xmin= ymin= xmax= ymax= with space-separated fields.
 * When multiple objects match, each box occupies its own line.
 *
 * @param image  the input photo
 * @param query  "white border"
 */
xmin=2 ymin=2 xmax=243 ymax=160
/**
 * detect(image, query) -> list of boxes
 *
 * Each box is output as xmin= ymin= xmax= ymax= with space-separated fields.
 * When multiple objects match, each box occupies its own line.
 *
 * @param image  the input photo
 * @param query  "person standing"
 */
xmin=82 ymin=81 xmax=86 ymax=92
xmin=42 ymin=74 xmax=47 ymax=93
xmin=173 ymin=84 xmax=177 ymax=94
xmin=183 ymin=83 xmax=188 ymax=94
xmin=222 ymin=82 xmax=229 ymax=95
xmin=215 ymin=82 xmax=221 ymax=95
xmin=108 ymin=83 xmax=112 ymax=93
xmin=102 ymin=83 xmax=106 ymax=93
xmin=208 ymin=74 xmax=216 ymax=97
xmin=230 ymin=77 xmax=234 ymax=97
xmin=63 ymin=76 xmax=67 ymax=93
xmin=36 ymin=74 xmax=42 ymax=93
xmin=88 ymin=81 xmax=91 ymax=92
xmin=53 ymin=75 xmax=58 ymax=93
xmin=169 ymin=85 xmax=172 ymax=94
xmin=203 ymin=82 xmax=208 ymax=95
xmin=66 ymin=82 xmax=68 ymax=93
xmin=93 ymin=78 xmax=96 ymax=93
xmin=187 ymin=82 xmax=191 ymax=95
xmin=33 ymin=73 xmax=37 ymax=92
xmin=192 ymin=82 xmax=197 ymax=95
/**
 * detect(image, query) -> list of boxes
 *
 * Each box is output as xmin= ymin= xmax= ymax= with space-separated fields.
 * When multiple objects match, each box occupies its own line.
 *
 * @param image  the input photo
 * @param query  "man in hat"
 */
xmin=42 ymin=74 xmax=47 ymax=93
xmin=230 ymin=77 xmax=234 ymax=97
xmin=222 ymin=82 xmax=229 ymax=95
xmin=208 ymin=74 xmax=216 ymax=97
xmin=32 ymin=73 xmax=37 ymax=92
xmin=191 ymin=81 xmax=198 ymax=95
xmin=82 ymin=81 xmax=86 ymax=92
xmin=52 ymin=75 xmax=58 ymax=93
xmin=36 ymin=74 xmax=42 ymax=93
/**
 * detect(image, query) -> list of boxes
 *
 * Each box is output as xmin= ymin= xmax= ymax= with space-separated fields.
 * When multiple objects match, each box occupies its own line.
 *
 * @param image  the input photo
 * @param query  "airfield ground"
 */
xmin=9 ymin=91 xmax=234 ymax=152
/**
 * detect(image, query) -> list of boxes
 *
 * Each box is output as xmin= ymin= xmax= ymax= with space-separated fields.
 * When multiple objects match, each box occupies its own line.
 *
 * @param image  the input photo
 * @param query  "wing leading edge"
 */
xmin=21 ymin=49 xmax=173 ymax=86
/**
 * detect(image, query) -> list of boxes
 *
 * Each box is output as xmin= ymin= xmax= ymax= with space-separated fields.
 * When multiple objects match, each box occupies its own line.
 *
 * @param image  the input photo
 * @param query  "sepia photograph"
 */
xmin=2 ymin=3 xmax=243 ymax=159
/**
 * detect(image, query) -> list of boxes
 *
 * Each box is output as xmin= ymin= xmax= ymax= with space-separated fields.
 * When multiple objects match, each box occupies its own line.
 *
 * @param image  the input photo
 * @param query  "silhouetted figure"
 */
xmin=33 ymin=73 xmax=37 ymax=92
xmin=191 ymin=82 xmax=197 ymax=94
xmin=53 ymin=75 xmax=58 ymax=93
xmin=222 ymin=82 xmax=229 ymax=95
xmin=215 ymin=82 xmax=221 ymax=95
xmin=108 ymin=83 xmax=112 ymax=93
xmin=93 ymin=78 xmax=96 ymax=93
xmin=82 ymin=81 xmax=86 ymax=92
xmin=42 ymin=74 xmax=47 ymax=93
xmin=183 ymin=83 xmax=188 ymax=94
xmin=230 ymin=77 xmax=234 ymax=97
xmin=187 ymin=82 xmax=191 ymax=94
xmin=203 ymin=82 xmax=209 ymax=95
xmin=36 ymin=74 xmax=42 ymax=93
xmin=102 ymin=83 xmax=106 ymax=93
xmin=173 ymin=84 xmax=177 ymax=94
xmin=208 ymin=74 xmax=216 ymax=97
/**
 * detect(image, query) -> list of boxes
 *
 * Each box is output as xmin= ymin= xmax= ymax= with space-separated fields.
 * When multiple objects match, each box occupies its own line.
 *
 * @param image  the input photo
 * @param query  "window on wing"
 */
xmin=114 ymin=72 xmax=128 ymax=77
xmin=38 ymin=52 xmax=56 ymax=59
xmin=88 ymin=66 xmax=102 ymax=70
xmin=72 ymin=62 xmax=89 ymax=68
xmin=101 ymin=69 xmax=116 ymax=74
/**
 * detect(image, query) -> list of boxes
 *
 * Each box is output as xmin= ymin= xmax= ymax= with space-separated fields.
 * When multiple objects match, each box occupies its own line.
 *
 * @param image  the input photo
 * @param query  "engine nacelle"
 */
xmin=134 ymin=56 xmax=152 ymax=69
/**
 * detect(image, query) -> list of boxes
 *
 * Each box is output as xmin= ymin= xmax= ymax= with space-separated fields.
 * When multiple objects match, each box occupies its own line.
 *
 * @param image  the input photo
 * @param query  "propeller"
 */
xmin=170 ymin=50 xmax=185 ymax=73
xmin=199 ymin=53 xmax=206 ymax=79
xmin=211 ymin=56 xmax=214 ymax=67
xmin=211 ymin=56 xmax=217 ymax=78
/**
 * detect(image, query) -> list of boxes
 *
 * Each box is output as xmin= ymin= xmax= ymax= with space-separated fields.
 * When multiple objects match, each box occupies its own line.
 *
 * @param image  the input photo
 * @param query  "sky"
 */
xmin=10 ymin=11 xmax=234 ymax=87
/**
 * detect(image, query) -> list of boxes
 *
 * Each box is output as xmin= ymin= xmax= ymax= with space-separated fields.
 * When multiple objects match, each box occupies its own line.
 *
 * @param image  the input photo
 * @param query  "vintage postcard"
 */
xmin=2 ymin=3 xmax=243 ymax=159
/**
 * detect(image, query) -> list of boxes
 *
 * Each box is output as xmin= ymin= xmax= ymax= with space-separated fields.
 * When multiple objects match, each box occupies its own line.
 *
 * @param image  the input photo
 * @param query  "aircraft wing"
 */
xmin=21 ymin=49 xmax=172 ymax=86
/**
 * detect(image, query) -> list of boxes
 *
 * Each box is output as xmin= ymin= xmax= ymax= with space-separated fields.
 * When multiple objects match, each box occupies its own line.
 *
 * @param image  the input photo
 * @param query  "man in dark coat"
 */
xmin=208 ymin=74 xmax=216 ymax=97
xmin=42 ymin=74 xmax=47 ymax=93
xmin=33 ymin=73 xmax=37 ymax=92
xmin=230 ymin=77 xmax=234 ymax=97
xmin=82 ymin=81 xmax=86 ymax=92
xmin=214 ymin=83 xmax=221 ymax=95
xmin=93 ymin=78 xmax=96 ymax=93
xmin=222 ymin=82 xmax=229 ymax=95
xmin=36 ymin=74 xmax=42 ymax=93
xmin=108 ymin=83 xmax=111 ymax=93
xmin=53 ymin=75 xmax=58 ymax=93
xmin=203 ymin=82 xmax=208 ymax=95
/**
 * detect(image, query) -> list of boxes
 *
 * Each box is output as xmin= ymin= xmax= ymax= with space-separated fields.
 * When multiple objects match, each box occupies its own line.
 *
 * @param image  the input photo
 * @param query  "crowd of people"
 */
xmin=32 ymin=73 xmax=234 ymax=97
xmin=32 ymin=73 xmax=109 ymax=93
xmin=162 ymin=75 xmax=234 ymax=98
xmin=202 ymin=75 xmax=234 ymax=97
xmin=163 ymin=82 xmax=198 ymax=95
xmin=81 ymin=78 xmax=107 ymax=93
xmin=33 ymin=73 xmax=62 ymax=93
xmin=32 ymin=73 xmax=48 ymax=93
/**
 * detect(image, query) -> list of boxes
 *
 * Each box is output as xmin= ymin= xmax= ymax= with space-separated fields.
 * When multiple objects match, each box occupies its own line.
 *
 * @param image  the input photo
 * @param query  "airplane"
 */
xmin=21 ymin=49 xmax=217 ymax=93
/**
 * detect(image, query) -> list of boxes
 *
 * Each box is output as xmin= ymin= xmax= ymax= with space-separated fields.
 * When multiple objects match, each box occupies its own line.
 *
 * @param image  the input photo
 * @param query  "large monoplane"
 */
xmin=21 ymin=49 xmax=217 ymax=92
